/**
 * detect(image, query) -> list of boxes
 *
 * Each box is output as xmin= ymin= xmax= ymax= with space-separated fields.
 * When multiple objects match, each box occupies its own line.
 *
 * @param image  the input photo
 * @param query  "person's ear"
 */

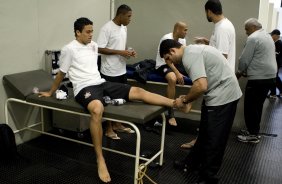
xmin=76 ymin=30 xmax=81 ymax=36
xmin=169 ymin=48 xmax=176 ymax=55
xmin=206 ymin=9 xmax=211 ymax=15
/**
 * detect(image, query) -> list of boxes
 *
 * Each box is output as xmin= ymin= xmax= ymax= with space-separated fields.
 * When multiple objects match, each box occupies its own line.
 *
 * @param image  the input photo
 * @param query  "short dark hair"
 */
xmin=74 ymin=17 xmax=93 ymax=36
xmin=205 ymin=0 xmax=222 ymax=15
xmin=116 ymin=4 xmax=132 ymax=16
xmin=270 ymin=29 xmax=281 ymax=36
xmin=159 ymin=39 xmax=182 ymax=58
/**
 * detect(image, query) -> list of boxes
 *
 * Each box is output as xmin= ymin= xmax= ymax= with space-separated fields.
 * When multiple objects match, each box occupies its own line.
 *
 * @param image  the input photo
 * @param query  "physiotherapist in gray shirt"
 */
xmin=236 ymin=18 xmax=277 ymax=144
xmin=160 ymin=39 xmax=242 ymax=184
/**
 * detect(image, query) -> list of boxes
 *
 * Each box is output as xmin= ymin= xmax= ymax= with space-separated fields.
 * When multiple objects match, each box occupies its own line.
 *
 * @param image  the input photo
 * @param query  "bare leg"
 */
xmin=87 ymin=100 xmax=111 ymax=183
xmin=129 ymin=87 xmax=174 ymax=107
xmin=166 ymin=72 xmax=177 ymax=126
xmin=129 ymin=87 xmax=191 ymax=113
xmin=166 ymin=72 xmax=177 ymax=100
xmin=105 ymin=121 xmax=114 ymax=135
xmin=105 ymin=123 xmax=134 ymax=138
xmin=112 ymin=122 xmax=135 ymax=133
xmin=106 ymin=122 xmax=134 ymax=137
xmin=105 ymin=121 xmax=120 ymax=140
xmin=112 ymin=122 xmax=126 ymax=129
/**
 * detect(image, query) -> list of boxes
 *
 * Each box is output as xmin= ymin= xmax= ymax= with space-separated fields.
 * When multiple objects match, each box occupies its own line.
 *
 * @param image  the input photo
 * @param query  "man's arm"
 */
xmin=277 ymin=40 xmax=282 ymax=59
xmin=98 ymin=48 xmax=134 ymax=58
xmin=237 ymin=38 xmax=256 ymax=77
xmin=278 ymin=41 xmax=282 ymax=66
xmin=97 ymin=27 xmax=136 ymax=58
xmin=38 ymin=71 xmax=66 ymax=97
xmin=194 ymin=37 xmax=209 ymax=45
xmin=175 ymin=77 xmax=207 ymax=107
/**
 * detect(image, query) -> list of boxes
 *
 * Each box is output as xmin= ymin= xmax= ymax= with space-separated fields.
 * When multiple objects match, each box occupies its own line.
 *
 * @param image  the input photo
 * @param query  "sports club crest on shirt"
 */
xmin=84 ymin=92 xmax=91 ymax=99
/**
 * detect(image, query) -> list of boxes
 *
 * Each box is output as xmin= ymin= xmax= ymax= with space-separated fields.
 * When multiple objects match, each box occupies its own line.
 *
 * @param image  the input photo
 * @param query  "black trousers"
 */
xmin=185 ymin=99 xmax=239 ymax=182
xmin=244 ymin=79 xmax=275 ymax=135
xmin=270 ymin=72 xmax=282 ymax=95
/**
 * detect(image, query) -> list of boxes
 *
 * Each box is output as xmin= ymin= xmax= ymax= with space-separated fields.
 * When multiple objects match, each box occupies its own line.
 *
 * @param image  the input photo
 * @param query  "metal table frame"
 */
xmin=5 ymin=97 xmax=166 ymax=184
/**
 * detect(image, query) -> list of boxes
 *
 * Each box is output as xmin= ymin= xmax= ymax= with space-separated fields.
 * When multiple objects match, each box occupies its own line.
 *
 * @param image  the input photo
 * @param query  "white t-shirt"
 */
xmin=209 ymin=18 xmax=236 ymax=72
xmin=156 ymin=33 xmax=186 ymax=69
xmin=183 ymin=44 xmax=242 ymax=106
xmin=97 ymin=20 xmax=127 ymax=76
xmin=59 ymin=40 xmax=105 ymax=96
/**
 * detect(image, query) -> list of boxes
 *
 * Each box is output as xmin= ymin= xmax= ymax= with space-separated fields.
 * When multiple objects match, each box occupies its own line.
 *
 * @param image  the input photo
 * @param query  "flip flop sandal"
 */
xmin=105 ymin=133 xmax=121 ymax=140
xmin=114 ymin=127 xmax=135 ymax=133
xmin=180 ymin=142 xmax=194 ymax=149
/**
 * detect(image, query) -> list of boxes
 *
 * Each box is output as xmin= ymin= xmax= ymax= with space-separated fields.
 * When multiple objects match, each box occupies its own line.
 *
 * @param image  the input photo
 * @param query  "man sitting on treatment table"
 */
xmin=38 ymin=17 xmax=192 ymax=183
xmin=155 ymin=21 xmax=188 ymax=126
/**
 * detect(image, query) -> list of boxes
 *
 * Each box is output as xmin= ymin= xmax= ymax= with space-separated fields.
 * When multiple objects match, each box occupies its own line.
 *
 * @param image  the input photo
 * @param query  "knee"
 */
xmin=88 ymin=101 xmax=104 ymax=117
xmin=166 ymin=74 xmax=177 ymax=85
xmin=130 ymin=87 xmax=146 ymax=96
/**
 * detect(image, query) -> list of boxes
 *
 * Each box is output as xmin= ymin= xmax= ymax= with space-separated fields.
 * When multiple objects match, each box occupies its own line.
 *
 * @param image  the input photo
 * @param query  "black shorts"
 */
xmin=75 ymin=81 xmax=131 ymax=110
xmin=100 ymin=73 xmax=127 ymax=84
xmin=156 ymin=63 xmax=187 ymax=78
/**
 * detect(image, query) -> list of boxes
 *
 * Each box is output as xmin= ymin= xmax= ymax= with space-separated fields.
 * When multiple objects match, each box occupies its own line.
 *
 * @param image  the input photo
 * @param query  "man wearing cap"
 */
xmin=269 ymin=29 xmax=282 ymax=98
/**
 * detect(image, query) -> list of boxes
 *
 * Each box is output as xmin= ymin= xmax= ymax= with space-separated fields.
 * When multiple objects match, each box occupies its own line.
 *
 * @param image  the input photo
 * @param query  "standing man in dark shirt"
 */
xmin=269 ymin=29 xmax=282 ymax=98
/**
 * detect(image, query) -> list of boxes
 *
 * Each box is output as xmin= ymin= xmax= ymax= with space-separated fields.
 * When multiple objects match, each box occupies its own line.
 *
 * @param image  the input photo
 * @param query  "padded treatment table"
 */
xmin=3 ymin=70 xmax=167 ymax=184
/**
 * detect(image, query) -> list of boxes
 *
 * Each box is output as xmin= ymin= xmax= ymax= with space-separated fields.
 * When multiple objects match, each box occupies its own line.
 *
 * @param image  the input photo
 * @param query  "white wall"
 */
xmin=259 ymin=0 xmax=270 ymax=29
xmin=268 ymin=3 xmax=275 ymax=31
xmin=115 ymin=0 xmax=260 ymax=67
xmin=0 ymin=0 xmax=111 ymax=139
xmin=278 ymin=8 xmax=282 ymax=30
xmin=259 ymin=0 xmax=282 ymax=31
xmin=37 ymin=0 xmax=111 ymax=65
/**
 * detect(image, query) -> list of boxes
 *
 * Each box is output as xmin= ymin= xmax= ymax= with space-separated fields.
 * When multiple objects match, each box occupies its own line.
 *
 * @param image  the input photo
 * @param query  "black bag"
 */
xmin=131 ymin=59 xmax=156 ymax=84
xmin=0 ymin=124 xmax=18 ymax=160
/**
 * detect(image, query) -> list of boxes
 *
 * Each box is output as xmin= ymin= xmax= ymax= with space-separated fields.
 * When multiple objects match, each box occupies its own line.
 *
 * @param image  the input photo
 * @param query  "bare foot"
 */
xmin=113 ymin=123 xmax=135 ymax=133
xmin=112 ymin=122 xmax=126 ymax=130
xmin=181 ymin=138 xmax=196 ymax=149
xmin=168 ymin=117 xmax=177 ymax=126
xmin=97 ymin=159 xmax=111 ymax=183
xmin=179 ymin=103 xmax=192 ymax=113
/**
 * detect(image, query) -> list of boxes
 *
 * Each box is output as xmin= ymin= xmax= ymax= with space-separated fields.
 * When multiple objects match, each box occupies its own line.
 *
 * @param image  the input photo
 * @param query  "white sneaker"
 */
xmin=240 ymin=129 xmax=261 ymax=139
xmin=269 ymin=95 xmax=277 ymax=99
xmin=237 ymin=134 xmax=260 ymax=144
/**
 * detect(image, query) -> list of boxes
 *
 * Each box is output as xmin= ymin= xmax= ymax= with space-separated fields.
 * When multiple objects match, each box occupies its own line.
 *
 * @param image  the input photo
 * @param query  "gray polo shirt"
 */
xmin=183 ymin=44 xmax=242 ymax=106
xmin=238 ymin=29 xmax=277 ymax=80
